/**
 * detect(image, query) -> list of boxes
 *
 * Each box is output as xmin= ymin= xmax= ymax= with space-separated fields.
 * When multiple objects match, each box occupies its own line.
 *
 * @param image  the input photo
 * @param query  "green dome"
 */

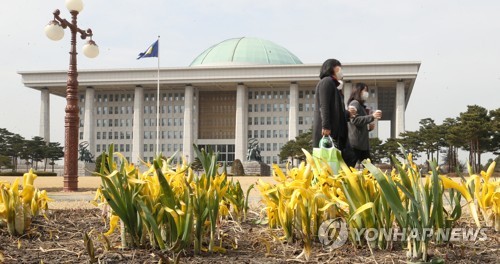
xmin=189 ymin=37 xmax=303 ymax=66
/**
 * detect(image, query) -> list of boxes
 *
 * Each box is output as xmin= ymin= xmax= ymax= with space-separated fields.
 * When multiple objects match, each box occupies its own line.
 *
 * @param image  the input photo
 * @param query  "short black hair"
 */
xmin=319 ymin=59 xmax=342 ymax=79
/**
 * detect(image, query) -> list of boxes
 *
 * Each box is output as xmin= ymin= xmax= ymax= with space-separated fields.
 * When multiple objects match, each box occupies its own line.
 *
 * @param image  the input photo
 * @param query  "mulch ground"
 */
xmin=1 ymin=208 xmax=499 ymax=264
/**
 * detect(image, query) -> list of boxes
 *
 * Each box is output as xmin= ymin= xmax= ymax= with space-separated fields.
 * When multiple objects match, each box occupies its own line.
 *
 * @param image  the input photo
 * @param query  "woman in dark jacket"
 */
xmin=312 ymin=59 xmax=349 ymax=151
xmin=347 ymin=83 xmax=382 ymax=165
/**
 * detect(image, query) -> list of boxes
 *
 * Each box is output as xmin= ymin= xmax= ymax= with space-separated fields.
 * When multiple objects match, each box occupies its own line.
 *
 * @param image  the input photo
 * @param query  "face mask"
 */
xmin=361 ymin=91 xmax=369 ymax=100
xmin=337 ymin=80 xmax=344 ymax=90
xmin=335 ymin=69 xmax=344 ymax=80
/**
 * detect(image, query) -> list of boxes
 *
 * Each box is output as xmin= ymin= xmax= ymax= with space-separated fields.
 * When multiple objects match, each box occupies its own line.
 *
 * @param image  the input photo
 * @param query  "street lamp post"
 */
xmin=45 ymin=0 xmax=99 ymax=191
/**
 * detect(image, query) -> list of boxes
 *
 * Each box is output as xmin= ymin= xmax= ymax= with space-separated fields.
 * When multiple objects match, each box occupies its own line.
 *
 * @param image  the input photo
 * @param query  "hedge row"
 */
xmin=0 ymin=171 xmax=58 ymax=176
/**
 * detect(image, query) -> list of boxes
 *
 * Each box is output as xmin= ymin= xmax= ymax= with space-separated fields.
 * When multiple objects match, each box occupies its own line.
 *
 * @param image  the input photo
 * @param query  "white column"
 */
xmin=83 ymin=87 xmax=95 ymax=155
xmin=39 ymin=88 xmax=50 ymax=143
xmin=288 ymin=82 xmax=299 ymax=140
xmin=183 ymin=85 xmax=194 ymax=162
xmin=394 ymin=81 xmax=405 ymax=138
xmin=132 ymin=86 xmax=144 ymax=163
xmin=343 ymin=82 xmax=353 ymax=107
xmin=234 ymin=83 xmax=248 ymax=161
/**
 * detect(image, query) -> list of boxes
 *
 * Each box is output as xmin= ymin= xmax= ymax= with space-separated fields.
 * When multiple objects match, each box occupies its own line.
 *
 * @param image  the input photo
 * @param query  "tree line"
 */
xmin=0 ymin=128 xmax=64 ymax=172
xmin=280 ymin=105 xmax=499 ymax=172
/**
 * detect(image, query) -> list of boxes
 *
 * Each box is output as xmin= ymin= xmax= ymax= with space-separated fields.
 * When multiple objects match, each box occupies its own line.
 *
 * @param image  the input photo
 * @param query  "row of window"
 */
xmin=93 ymin=106 xmax=133 ymax=115
xmin=248 ymin=130 xmax=289 ymax=139
xmin=144 ymin=131 xmax=184 ymax=139
xmin=248 ymin=116 xmax=289 ymax=126
xmin=80 ymin=90 xmax=314 ymax=105
xmin=95 ymin=143 xmax=184 ymax=154
xmin=248 ymin=103 xmax=289 ymax=112
xmin=144 ymin=118 xmax=184 ymax=127
xmin=144 ymin=143 xmax=183 ymax=152
xmin=79 ymin=92 xmax=192 ymax=104
xmin=298 ymin=116 xmax=313 ymax=125
xmin=96 ymin=119 xmax=133 ymax=127
xmin=247 ymin=90 xmax=315 ymax=100
xmin=96 ymin=144 xmax=131 ymax=153
xmin=248 ymin=90 xmax=289 ymax=100
xmin=144 ymin=105 xmax=188 ymax=115
xmin=96 ymin=131 xmax=132 ymax=140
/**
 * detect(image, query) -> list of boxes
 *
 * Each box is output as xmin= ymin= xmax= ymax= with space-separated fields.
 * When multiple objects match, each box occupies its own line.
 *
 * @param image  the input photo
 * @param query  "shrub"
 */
xmin=0 ymin=171 xmax=57 ymax=176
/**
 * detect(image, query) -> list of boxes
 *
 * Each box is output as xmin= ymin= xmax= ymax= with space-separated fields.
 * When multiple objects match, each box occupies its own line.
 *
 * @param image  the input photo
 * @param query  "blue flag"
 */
xmin=137 ymin=40 xmax=159 ymax=59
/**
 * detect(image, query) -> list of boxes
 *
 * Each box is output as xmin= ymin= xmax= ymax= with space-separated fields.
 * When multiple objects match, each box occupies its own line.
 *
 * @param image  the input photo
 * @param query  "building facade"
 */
xmin=20 ymin=37 xmax=420 ymax=164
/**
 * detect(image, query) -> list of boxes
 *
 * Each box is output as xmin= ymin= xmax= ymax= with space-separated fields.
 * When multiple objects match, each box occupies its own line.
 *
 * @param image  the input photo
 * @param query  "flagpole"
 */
xmin=156 ymin=35 xmax=160 ymax=156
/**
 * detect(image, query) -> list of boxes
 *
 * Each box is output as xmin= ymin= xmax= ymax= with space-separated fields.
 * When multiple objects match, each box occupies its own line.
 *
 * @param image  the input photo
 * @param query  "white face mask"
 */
xmin=335 ymin=68 xmax=344 ymax=80
xmin=361 ymin=91 xmax=369 ymax=100
xmin=337 ymin=80 xmax=344 ymax=90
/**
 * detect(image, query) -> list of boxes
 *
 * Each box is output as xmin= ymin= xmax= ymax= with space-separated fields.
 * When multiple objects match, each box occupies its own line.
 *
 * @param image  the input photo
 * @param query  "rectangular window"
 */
xmin=96 ymin=132 xmax=101 ymax=140
xmin=102 ymin=132 xmax=107 ymax=140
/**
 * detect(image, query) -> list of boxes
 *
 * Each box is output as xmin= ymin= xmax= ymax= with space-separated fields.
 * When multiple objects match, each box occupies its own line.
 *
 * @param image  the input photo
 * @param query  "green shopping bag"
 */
xmin=312 ymin=136 xmax=341 ymax=175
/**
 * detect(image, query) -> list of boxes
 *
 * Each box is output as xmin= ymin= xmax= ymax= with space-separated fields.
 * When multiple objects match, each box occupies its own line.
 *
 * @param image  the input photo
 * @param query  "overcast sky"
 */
xmin=1 ymin=0 xmax=499 ymax=161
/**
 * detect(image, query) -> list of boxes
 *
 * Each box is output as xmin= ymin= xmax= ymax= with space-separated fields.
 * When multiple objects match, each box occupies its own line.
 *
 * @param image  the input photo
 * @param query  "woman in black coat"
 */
xmin=312 ymin=59 xmax=349 ymax=151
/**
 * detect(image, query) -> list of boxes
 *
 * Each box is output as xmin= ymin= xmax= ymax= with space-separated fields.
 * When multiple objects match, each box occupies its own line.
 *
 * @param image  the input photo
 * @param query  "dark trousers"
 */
xmin=343 ymin=146 xmax=370 ymax=168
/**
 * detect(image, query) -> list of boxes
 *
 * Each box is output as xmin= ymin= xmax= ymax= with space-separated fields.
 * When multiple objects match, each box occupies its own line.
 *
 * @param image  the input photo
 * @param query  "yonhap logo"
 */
xmin=318 ymin=218 xmax=348 ymax=249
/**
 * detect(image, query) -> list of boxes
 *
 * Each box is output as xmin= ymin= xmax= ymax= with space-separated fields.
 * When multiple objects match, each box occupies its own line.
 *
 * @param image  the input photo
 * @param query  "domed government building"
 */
xmin=19 ymin=37 xmax=420 ymax=165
